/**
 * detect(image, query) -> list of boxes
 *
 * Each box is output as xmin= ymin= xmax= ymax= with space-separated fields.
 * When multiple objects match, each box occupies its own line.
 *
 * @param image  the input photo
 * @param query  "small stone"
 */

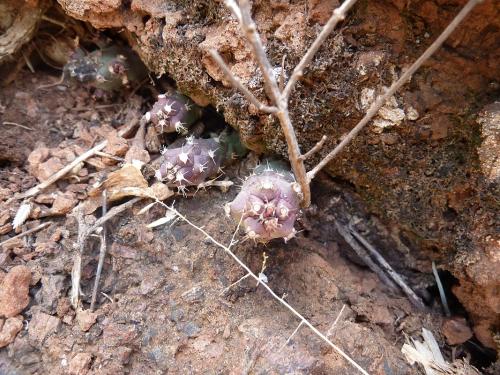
xmin=169 ymin=307 xmax=184 ymax=323
xmin=68 ymin=352 xmax=92 ymax=375
xmin=37 ymin=157 xmax=64 ymax=181
xmin=103 ymin=132 xmax=129 ymax=157
xmin=0 ymin=265 xmax=31 ymax=318
xmin=180 ymin=321 xmax=200 ymax=338
xmin=380 ymin=133 xmax=399 ymax=145
xmin=406 ymin=106 xmax=419 ymax=120
xmin=50 ymin=193 xmax=77 ymax=215
xmin=0 ymin=316 xmax=23 ymax=348
xmin=378 ymin=106 xmax=405 ymax=123
xmin=37 ymin=274 xmax=66 ymax=313
xmin=28 ymin=310 xmax=61 ymax=345
xmin=181 ymin=285 xmax=205 ymax=304
xmin=442 ymin=317 xmax=473 ymax=345
xmin=76 ymin=308 xmax=98 ymax=332
xmin=102 ymin=322 xmax=136 ymax=346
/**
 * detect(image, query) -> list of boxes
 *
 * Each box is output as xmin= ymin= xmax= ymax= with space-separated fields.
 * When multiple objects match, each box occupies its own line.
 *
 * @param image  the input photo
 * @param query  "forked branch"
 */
xmin=215 ymin=0 xmax=481 ymax=207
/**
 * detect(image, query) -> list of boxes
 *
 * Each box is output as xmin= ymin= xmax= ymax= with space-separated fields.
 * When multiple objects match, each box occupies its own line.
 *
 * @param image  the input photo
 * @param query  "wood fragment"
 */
xmin=0 ymin=222 xmax=51 ymax=248
xmin=349 ymin=225 xmax=427 ymax=311
xmin=90 ymin=191 xmax=108 ymax=311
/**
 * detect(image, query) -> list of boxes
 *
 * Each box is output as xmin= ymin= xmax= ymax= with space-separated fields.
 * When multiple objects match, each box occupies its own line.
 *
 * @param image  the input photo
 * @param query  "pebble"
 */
xmin=68 ymin=352 xmax=92 ymax=375
xmin=28 ymin=310 xmax=61 ymax=345
xmin=0 ymin=265 xmax=31 ymax=318
xmin=181 ymin=285 xmax=205 ymax=304
xmin=76 ymin=308 xmax=98 ymax=332
xmin=442 ymin=317 xmax=473 ymax=345
xmin=0 ymin=316 xmax=23 ymax=347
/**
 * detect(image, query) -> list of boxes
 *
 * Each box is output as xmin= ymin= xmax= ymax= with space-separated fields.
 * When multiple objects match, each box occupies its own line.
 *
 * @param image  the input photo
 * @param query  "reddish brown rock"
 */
xmin=0 ymin=316 xmax=23 ymax=348
xmin=37 ymin=157 xmax=64 ymax=182
xmin=50 ymin=193 xmax=78 ymax=215
xmin=0 ymin=265 xmax=31 ymax=318
xmin=68 ymin=352 xmax=92 ymax=375
xmin=442 ymin=317 xmax=473 ymax=345
xmin=28 ymin=310 xmax=61 ymax=345
xmin=76 ymin=308 xmax=98 ymax=332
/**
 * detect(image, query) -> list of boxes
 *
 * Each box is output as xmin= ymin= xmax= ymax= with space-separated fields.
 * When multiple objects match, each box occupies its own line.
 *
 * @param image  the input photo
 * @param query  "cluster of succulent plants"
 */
xmin=155 ymin=130 xmax=247 ymax=193
xmin=226 ymin=161 xmax=301 ymax=243
xmin=143 ymin=94 xmax=202 ymax=135
xmin=64 ymin=45 xmax=147 ymax=91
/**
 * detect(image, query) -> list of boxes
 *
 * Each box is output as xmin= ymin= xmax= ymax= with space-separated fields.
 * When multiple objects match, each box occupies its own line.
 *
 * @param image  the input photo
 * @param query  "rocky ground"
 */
xmin=0 ymin=0 xmax=499 ymax=374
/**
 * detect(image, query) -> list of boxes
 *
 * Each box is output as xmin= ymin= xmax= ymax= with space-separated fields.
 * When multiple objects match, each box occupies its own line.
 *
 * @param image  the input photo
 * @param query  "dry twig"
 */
xmin=335 ymin=221 xmax=398 ymax=291
xmin=0 ymin=222 xmax=51 ymax=248
xmin=348 ymin=225 xmax=426 ymax=311
xmin=214 ymin=0 xmax=482 ymax=207
xmin=20 ymin=116 xmax=140 ymax=200
xmin=90 ymin=191 xmax=108 ymax=311
xmin=71 ymin=196 xmax=142 ymax=308
xmin=307 ymin=0 xmax=483 ymax=180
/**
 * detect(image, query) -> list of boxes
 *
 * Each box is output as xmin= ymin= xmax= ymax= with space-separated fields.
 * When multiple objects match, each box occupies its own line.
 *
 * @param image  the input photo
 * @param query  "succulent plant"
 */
xmin=155 ymin=130 xmax=247 ymax=193
xmin=226 ymin=161 xmax=302 ymax=243
xmin=143 ymin=94 xmax=202 ymax=135
xmin=64 ymin=45 xmax=147 ymax=91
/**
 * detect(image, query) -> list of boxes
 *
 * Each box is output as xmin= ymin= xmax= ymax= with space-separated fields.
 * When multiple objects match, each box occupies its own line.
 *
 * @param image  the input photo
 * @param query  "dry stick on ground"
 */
xmin=214 ymin=0 xmax=482 ymax=204
xmin=147 ymin=194 xmax=369 ymax=375
xmin=432 ymin=261 xmax=451 ymax=317
xmin=348 ymin=225 xmax=427 ymax=311
xmin=0 ymin=222 xmax=51 ymax=248
xmin=90 ymin=190 xmax=108 ymax=311
xmin=19 ymin=116 xmax=141 ymax=200
xmin=335 ymin=221 xmax=399 ymax=292
xmin=71 ymin=196 xmax=142 ymax=308
xmin=307 ymin=0 xmax=483 ymax=180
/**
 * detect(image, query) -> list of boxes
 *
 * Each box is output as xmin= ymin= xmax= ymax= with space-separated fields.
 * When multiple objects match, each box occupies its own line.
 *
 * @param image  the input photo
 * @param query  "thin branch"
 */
xmin=90 ymin=191 xmax=108 ymax=311
xmin=299 ymin=135 xmax=327 ymax=161
xmin=307 ymin=0 xmax=482 ymax=180
xmin=335 ymin=221 xmax=398 ymax=291
xmin=71 ymin=196 xmax=143 ymax=308
xmin=219 ymin=0 xmax=312 ymax=206
xmin=148 ymin=195 xmax=369 ymax=375
xmin=2 ymin=121 xmax=33 ymax=131
xmin=238 ymin=0 xmax=281 ymax=103
xmin=0 ymin=222 xmax=51 ymax=248
xmin=20 ymin=116 xmax=140 ymax=200
xmin=209 ymin=49 xmax=277 ymax=113
xmin=326 ymin=304 xmax=346 ymax=338
xmin=282 ymin=0 xmax=359 ymax=100
xmin=432 ymin=261 xmax=451 ymax=317
xmin=280 ymin=320 xmax=304 ymax=350
xmin=349 ymin=226 xmax=427 ymax=311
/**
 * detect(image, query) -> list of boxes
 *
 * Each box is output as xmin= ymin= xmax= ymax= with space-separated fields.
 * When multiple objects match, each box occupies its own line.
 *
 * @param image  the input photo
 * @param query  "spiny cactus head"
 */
xmin=145 ymin=94 xmax=202 ymax=135
xmin=228 ymin=162 xmax=301 ymax=243
xmin=155 ymin=138 xmax=222 ymax=190
xmin=64 ymin=46 xmax=147 ymax=91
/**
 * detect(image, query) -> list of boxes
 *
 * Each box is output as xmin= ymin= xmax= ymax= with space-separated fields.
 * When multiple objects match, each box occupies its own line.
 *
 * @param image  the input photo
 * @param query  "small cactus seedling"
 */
xmin=143 ymin=94 xmax=202 ymax=135
xmin=155 ymin=130 xmax=246 ymax=193
xmin=227 ymin=161 xmax=302 ymax=243
xmin=64 ymin=46 xmax=147 ymax=91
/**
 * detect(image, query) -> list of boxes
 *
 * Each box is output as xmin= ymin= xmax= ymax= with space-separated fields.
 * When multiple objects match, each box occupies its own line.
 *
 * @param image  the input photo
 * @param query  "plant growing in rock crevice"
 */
xmin=226 ymin=160 xmax=301 ymax=243
xmin=64 ymin=45 xmax=147 ymax=91
xmin=143 ymin=93 xmax=202 ymax=135
xmin=155 ymin=130 xmax=246 ymax=193
xmin=210 ymin=0 xmax=482 ymax=210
